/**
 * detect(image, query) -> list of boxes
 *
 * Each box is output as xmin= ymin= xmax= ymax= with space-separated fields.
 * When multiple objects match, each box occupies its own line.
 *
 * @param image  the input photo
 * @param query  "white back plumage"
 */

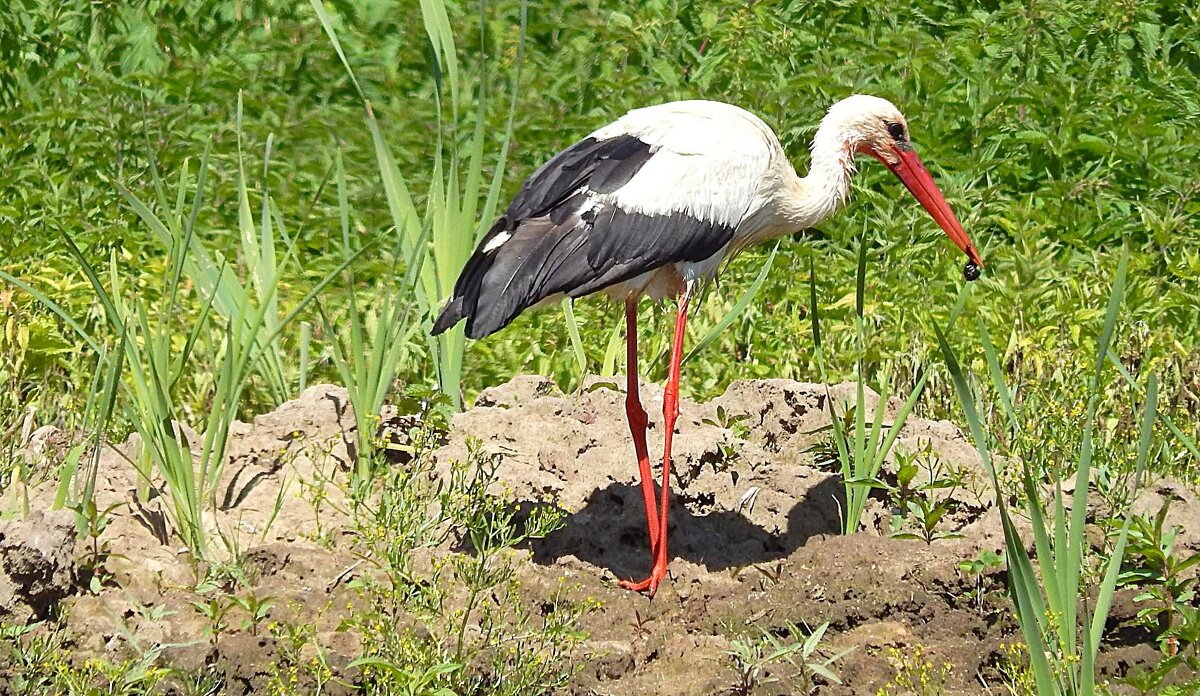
xmin=588 ymin=100 xmax=792 ymax=230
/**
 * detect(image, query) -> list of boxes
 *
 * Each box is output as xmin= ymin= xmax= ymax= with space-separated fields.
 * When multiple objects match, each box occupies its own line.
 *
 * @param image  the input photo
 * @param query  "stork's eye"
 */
xmin=886 ymin=121 xmax=906 ymax=141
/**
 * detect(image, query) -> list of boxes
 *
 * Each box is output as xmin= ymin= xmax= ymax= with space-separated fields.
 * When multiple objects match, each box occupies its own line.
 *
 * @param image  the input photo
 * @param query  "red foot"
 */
xmin=619 ymin=565 xmax=669 ymax=597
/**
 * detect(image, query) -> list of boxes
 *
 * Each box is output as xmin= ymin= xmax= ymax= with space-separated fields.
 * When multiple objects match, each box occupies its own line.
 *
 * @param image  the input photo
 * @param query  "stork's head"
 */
xmin=821 ymin=94 xmax=983 ymax=279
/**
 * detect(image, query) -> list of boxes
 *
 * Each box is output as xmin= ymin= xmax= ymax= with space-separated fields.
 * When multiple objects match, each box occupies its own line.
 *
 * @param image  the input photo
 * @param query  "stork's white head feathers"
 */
xmin=815 ymin=94 xmax=911 ymax=167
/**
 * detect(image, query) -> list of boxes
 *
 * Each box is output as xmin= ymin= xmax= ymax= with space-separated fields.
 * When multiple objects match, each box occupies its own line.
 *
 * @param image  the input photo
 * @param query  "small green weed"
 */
xmin=187 ymin=594 xmax=236 ymax=647
xmin=885 ymin=447 xmax=968 ymax=544
xmin=725 ymin=621 xmax=849 ymax=695
xmin=0 ymin=620 xmax=171 ymax=694
xmin=341 ymin=404 xmax=591 ymax=695
xmin=266 ymin=617 xmax=337 ymax=695
xmin=231 ymin=592 xmax=275 ymax=637
xmin=957 ymin=548 xmax=1005 ymax=617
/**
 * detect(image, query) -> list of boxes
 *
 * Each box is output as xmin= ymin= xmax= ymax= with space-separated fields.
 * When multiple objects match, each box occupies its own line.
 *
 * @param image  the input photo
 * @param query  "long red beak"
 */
xmin=883 ymin=146 xmax=983 ymax=271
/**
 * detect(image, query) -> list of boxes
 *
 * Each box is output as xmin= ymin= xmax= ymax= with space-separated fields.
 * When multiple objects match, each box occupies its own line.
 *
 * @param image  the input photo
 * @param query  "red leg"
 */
xmin=623 ymin=297 xmax=659 ymax=554
xmin=621 ymin=283 xmax=693 ymax=596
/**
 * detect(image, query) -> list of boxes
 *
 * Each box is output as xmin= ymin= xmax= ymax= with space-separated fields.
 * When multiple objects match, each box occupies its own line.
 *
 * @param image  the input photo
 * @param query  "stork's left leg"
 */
xmin=620 ymin=281 xmax=694 ymax=596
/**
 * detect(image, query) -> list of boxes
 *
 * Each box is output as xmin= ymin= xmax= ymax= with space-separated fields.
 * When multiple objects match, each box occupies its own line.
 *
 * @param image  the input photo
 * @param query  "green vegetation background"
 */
xmin=2 ymin=0 xmax=1197 ymax=474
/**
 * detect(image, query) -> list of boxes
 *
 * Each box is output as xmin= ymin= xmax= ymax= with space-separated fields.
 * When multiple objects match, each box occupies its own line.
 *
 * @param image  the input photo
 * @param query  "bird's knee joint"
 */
xmin=625 ymin=399 xmax=648 ymax=428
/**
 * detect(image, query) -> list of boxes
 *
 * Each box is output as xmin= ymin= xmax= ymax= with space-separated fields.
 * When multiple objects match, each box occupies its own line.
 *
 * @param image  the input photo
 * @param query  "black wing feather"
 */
xmin=432 ymin=134 xmax=735 ymax=339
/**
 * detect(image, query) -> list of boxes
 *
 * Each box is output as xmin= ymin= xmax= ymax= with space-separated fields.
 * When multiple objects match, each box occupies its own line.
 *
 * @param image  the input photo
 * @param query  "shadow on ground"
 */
xmin=523 ymin=476 xmax=845 ymax=578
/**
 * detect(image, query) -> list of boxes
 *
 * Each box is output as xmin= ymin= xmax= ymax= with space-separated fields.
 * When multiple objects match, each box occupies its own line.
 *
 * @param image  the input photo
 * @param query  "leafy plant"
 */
xmin=957 ymin=548 xmax=1005 ymax=616
xmin=231 ymin=593 xmax=275 ymax=637
xmin=0 ymin=618 xmax=172 ymax=695
xmin=885 ymin=448 xmax=968 ymax=544
xmin=188 ymin=594 xmax=236 ymax=646
xmin=1113 ymin=500 xmax=1200 ymax=637
xmin=73 ymin=497 xmax=125 ymax=595
xmin=703 ymin=404 xmax=751 ymax=470
xmin=1117 ymin=612 xmax=1200 ymax=696
xmin=267 ymin=617 xmax=337 ymax=694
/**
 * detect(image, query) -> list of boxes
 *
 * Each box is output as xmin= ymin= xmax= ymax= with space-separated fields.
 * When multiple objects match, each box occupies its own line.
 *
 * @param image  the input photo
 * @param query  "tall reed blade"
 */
xmin=683 ymin=241 xmax=780 ymax=366
xmin=809 ymin=242 xmax=936 ymax=534
xmin=561 ymin=299 xmax=588 ymax=386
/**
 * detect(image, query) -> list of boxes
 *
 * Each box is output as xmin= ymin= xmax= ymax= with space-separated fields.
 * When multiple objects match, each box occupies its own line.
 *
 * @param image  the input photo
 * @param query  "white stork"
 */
xmin=432 ymin=95 xmax=983 ymax=596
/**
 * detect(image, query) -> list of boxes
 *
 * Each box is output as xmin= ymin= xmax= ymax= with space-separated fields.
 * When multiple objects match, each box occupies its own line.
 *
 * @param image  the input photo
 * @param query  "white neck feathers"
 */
xmin=772 ymin=112 xmax=860 ymax=233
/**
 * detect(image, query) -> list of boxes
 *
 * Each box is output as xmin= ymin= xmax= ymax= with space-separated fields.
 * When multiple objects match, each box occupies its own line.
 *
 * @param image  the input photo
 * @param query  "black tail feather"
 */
xmin=430 ymin=217 xmax=509 ymax=339
xmin=430 ymin=297 xmax=466 ymax=336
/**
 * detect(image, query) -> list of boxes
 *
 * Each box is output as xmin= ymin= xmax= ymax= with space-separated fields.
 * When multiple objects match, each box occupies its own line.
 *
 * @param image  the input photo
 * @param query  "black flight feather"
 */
xmin=432 ymin=134 xmax=736 ymax=339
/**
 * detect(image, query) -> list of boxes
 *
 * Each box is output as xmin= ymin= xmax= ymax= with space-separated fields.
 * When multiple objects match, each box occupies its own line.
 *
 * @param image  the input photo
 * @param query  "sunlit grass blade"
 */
xmin=934 ymin=322 xmax=1057 ymax=694
xmin=307 ymin=0 xmax=366 ymax=100
xmin=977 ymin=317 xmax=1019 ymax=435
xmin=600 ymin=318 xmax=623 ymax=379
xmin=561 ymin=299 xmax=588 ymax=386
xmin=319 ymin=150 xmax=431 ymax=484
xmin=683 ymin=241 xmax=779 ymax=366
xmin=872 ymin=368 xmax=929 ymax=472
xmin=808 ymin=252 xmax=824 ymax=379
xmin=1083 ymin=375 xmax=1156 ymax=693
xmin=1063 ymin=249 xmax=1127 ymax=670
xmin=418 ymin=0 xmax=460 ymax=107
xmin=939 ymin=248 xmax=1138 ymax=696
xmin=53 ymin=348 xmax=107 ymax=511
xmin=1106 ymin=348 xmax=1200 ymax=461
xmin=312 ymin=0 xmax=525 ymax=411
xmin=809 ymin=242 xmax=935 ymax=534
xmin=975 ymin=312 xmax=1062 ymax=642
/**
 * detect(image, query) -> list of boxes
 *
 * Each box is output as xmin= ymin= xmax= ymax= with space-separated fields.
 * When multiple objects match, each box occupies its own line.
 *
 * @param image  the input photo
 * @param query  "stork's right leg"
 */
xmin=624 ymin=297 xmax=660 ymax=553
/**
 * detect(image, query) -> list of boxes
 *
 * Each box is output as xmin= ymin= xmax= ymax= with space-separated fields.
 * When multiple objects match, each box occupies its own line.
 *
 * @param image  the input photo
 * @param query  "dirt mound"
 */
xmin=443 ymin=377 xmax=996 ymax=583
xmin=5 ymin=376 xmax=1194 ymax=693
xmin=437 ymin=377 xmax=1011 ymax=694
xmin=6 ymin=386 xmax=367 ymax=692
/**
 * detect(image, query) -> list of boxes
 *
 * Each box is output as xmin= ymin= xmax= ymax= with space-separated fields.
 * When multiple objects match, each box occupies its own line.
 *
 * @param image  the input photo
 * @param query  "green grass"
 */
xmin=1 ymin=0 xmax=1199 ymax=692
xmin=810 ymin=239 xmax=939 ymax=535
xmin=941 ymin=251 xmax=1147 ymax=695
xmin=4 ymin=1 xmax=1199 ymax=430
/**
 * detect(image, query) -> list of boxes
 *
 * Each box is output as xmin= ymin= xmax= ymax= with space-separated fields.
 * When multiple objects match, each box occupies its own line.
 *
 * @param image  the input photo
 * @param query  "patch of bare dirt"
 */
xmin=4 ymin=376 xmax=1195 ymax=693
xmin=0 ymin=510 xmax=76 ymax=624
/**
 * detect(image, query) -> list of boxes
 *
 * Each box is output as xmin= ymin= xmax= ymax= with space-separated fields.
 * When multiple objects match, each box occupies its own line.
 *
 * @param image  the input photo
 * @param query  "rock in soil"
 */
xmin=0 ymin=510 xmax=77 ymax=624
